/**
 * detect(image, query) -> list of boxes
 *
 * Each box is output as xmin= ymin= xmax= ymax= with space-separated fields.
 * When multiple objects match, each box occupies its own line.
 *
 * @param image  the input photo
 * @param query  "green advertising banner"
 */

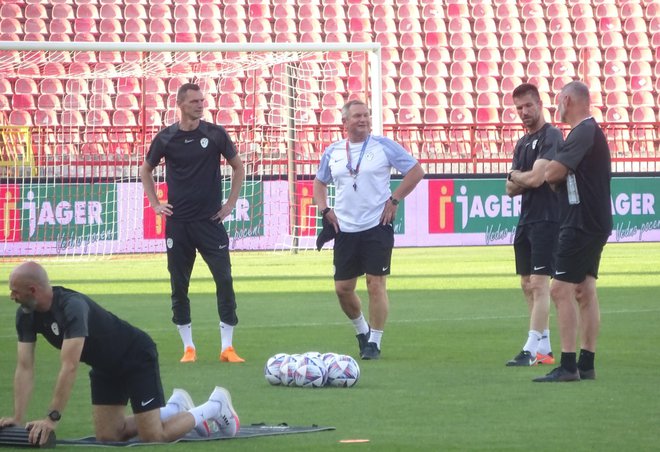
xmin=611 ymin=177 xmax=660 ymax=242
xmin=391 ymin=180 xmax=405 ymax=234
xmin=21 ymin=183 xmax=118 ymax=244
xmin=221 ymin=180 xmax=264 ymax=239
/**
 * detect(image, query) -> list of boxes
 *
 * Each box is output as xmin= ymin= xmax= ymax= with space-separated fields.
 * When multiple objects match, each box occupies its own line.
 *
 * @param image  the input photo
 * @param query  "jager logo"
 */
xmin=200 ymin=138 xmax=209 ymax=149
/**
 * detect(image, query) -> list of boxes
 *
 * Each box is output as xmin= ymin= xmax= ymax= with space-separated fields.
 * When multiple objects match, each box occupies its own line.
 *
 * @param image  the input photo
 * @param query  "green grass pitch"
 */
xmin=1 ymin=243 xmax=659 ymax=451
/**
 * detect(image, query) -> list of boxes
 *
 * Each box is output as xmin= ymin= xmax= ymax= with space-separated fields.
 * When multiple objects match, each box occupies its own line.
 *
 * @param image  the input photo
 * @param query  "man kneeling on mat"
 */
xmin=0 ymin=262 xmax=239 ymax=446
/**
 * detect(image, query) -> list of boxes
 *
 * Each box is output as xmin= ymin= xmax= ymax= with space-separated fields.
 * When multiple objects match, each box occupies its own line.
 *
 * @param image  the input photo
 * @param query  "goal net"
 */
xmin=0 ymin=41 xmax=382 ymax=258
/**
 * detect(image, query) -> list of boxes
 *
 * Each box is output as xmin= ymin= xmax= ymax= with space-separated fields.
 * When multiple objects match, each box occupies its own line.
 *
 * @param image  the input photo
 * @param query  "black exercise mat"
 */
xmin=57 ymin=424 xmax=334 ymax=447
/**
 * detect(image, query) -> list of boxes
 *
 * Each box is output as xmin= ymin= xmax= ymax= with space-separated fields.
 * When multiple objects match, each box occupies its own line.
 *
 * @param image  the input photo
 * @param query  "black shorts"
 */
xmin=333 ymin=224 xmax=395 ymax=281
xmin=554 ymin=228 xmax=609 ymax=284
xmin=513 ymin=222 xmax=559 ymax=276
xmin=89 ymin=332 xmax=165 ymax=414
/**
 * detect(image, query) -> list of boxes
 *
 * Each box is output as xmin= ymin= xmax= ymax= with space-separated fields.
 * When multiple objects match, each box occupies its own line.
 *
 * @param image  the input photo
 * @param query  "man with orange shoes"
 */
xmin=505 ymin=83 xmax=563 ymax=367
xmin=141 ymin=83 xmax=245 ymax=364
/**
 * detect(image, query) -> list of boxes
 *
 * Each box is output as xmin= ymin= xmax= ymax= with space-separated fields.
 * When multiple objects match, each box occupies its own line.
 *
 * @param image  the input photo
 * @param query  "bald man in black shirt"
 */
xmin=1 ymin=262 xmax=239 ymax=445
xmin=535 ymin=81 xmax=613 ymax=383
xmin=141 ymin=83 xmax=246 ymax=364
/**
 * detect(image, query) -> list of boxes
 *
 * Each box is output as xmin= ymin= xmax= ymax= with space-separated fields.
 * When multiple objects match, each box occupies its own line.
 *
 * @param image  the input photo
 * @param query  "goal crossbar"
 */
xmin=0 ymin=41 xmax=383 ymax=134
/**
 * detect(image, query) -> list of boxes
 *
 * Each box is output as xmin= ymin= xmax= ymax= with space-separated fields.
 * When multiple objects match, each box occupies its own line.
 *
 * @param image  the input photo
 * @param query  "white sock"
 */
xmin=350 ymin=313 xmax=370 ymax=336
xmin=369 ymin=329 xmax=383 ymax=349
xmin=523 ymin=330 xmax=542 ymax=356
xmin=160 ymin=402 xmax=180 ymax=421
xmin=177 ymin=324 xmax=194 ymax=350
xmin=189 ymin=400 xmax=220 ymax=427
xmin=220 ymin=322 xmax=233 ymax=352
xmin=538 ymin=329 xmax=552 ymax=355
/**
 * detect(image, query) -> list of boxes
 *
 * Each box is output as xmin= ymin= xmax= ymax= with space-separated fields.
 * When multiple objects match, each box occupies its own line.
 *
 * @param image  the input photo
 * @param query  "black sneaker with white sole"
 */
xmin=356 ymin=329 xmax=370 ymax=356
xmin=506 ymin=350 xmax=537 ymax=367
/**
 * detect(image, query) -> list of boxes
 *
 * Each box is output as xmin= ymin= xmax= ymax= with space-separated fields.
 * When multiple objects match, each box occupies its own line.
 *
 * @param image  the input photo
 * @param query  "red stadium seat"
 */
xmin=9 ymin=110 xmax=33 ymax=126
xmin=423 ymin=60 xmax=448 ymax=78
xmin=14 ymin=78 xmax=38 ymax=95
xmin=500 ymin=31 xmax=524 ymax=49
xmin=631 ymin=107 xmax=656 ymax=123
xmin=423 ymin=106 xmax=448 ymax=124
xmin=424 ymin=91 xmax=449 ymax=108
xmin=37 ymin=94 xmax=62 ymax=111
xmin=473 ymin=17 xmax=496 ymax=35
xmin=476 ymin=92 xmax=500 ymax=108
xmin=64 ymin=78 xmax=90 ymax=96
xmin=630 ymin=46 xmax=653 ymax=62
xmin=472 ymin=2 xmax=494 ymax=18
xmin=125 ymin=4 xmax=147 ymax=20
xmin=149 ymin=4 xmax=172 ymax=20
xmin=450 ymin=61 xmax=474 ymax=77
xmin=605 ymin=107 xmax=629 ymax=123
xmin=450 ymin=92 xmax=474 ymax=108
xmin=475 ymin=76 xmax=498 ymax=94
xmin=62 ymin=93 xmax=87 ymax=111
xmin=449 ymin=76 xmax=473 ymax=93
xmin=12 ymin=94 xmax=36 ymax=110
xmin=476 ymin=107 xmax=499 ymax=124
xmin=626 ymin=31 xmax=649 ymax=48
xmin=34 ymin=109 xmax=59 ymax=127
xmin=449 ymin=107 xmax=473 ymax=124
xmin=397 ymin=107 xmax=422 ymax=125
xmin=525 ymin=31 xmax=548 ymax=49
xmin=61 ymin=110 xmax=85 ymax=127
xmin=605 ymin=92 xmax=629 ymax=108
xmin=502 ymin=61 xmax=525 ymax=78
xmin=88 ymin=93 xmax=114 ymax=111
xmin=423 ymin=76 xmax=447 ymax=94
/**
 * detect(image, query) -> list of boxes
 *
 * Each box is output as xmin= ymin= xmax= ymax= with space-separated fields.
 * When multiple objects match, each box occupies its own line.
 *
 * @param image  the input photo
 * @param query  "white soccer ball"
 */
xmin=279 ymin=354 xmax=302 ymax=387
xmin=264 ymin=353 xmax=289 ymax=386
xmin=294 ymin=355 xmax=327 ymax=388
xmin=326 ymin=354 xmax=360 ymax=388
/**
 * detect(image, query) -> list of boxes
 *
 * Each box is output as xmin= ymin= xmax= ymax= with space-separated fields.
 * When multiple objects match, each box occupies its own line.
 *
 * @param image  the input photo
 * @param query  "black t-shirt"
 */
xmin=553 ymin=117 xmax=613 ymax=235
xmin=145 ymin=120 xmax=238 ymax=221
xmin=16 ymin=287 xmax=146 ymax=372
xmin=511 ymin=123 xmax=563 ymax=225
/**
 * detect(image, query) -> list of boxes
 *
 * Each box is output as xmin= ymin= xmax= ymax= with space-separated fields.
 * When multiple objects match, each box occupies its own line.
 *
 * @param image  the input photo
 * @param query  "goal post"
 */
xmin=0 ymin=41 xmax=382 ymax=258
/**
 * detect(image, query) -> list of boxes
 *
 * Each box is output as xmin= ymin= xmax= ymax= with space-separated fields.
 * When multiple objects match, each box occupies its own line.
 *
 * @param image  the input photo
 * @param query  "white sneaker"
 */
xmin=168 ymin=389 xmax=214 ymax=438
xmin=208 ymin=386 xmax=240 ymax=437
xmin=167 ymin=388 xmax=194 ymax=412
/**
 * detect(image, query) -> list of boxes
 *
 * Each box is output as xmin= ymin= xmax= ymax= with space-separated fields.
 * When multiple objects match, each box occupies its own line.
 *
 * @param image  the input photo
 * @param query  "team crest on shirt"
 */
xmin=51 ymin=322 xmax=60 ymax=336
xmin=365 ymin=152 xmax=374 ymax=161
xmin=200 ymin=138 xmax=209 ymax=149
xmin=166 ymin=238 xmax=173 ymax=249
xmin=532 ymin=139 xmax=538 ymax=150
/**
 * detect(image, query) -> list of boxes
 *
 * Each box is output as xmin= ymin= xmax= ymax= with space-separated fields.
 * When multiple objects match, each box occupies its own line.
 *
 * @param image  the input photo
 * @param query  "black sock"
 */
xmin=577 ymin=349 xmax=595 ymax=371
xmin=560 ymin=352 xmax=577 ymax=372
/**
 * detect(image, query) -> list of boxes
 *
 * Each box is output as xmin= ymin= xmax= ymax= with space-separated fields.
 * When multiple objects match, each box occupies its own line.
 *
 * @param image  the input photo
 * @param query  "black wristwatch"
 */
xmin=47 ymin=410 xmax=61 ymax=422
xmin=389 ymin=196 xmax=399 ymax=206
xmin=321 ymin=207 xmax=331 ymax=217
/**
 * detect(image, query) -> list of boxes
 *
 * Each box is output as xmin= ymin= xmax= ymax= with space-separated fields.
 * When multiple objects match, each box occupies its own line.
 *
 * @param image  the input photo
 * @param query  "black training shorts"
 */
xmin=513 ymin=222 xmax=559 ymax=276
xmin=89 ymin=332 xmax=165 ymax=414
xmin=554 ymin=228 xmax=609 ymax=284
xmin=333 ymin=224 xmax=395 ymax=281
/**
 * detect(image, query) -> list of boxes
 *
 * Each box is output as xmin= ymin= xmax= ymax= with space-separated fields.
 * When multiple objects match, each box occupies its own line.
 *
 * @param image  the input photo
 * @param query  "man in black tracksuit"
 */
xmin=140 ymin=83 xmax=246 ymax=364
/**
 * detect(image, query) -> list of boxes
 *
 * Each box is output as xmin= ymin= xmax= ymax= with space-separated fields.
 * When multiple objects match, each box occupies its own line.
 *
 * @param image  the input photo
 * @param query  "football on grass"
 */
xmin=264 ymin=353 xmax=289 ymax=385
xmin=294 ymin=355 xmax=327 ymax=388
xmin=326 ymin=354 xmax=360 ymax=388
